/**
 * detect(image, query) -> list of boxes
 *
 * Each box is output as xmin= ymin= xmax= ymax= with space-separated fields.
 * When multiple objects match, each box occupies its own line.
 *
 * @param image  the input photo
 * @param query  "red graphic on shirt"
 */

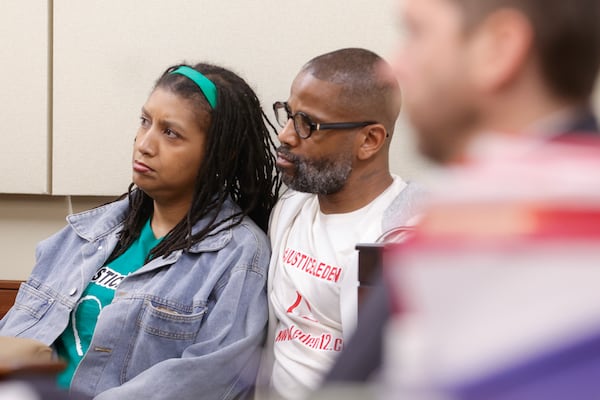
xmin=275 ymin=291 xmax=345 ymax=352
xmin=286 ymin=291 xmax=318 ymax=323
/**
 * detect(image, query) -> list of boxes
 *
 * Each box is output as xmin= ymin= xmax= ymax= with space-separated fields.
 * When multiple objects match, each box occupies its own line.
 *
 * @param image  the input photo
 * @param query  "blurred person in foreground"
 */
xmin=323 ymin=0 xmax=600 ymax=398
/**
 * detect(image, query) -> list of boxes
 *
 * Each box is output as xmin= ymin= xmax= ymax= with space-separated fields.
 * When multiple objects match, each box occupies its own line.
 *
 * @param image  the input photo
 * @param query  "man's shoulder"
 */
xmin=382 ymin=181 xmax=428 ymax=232
xmin=279 ymin=188 xmax=314 ymax=201
xmin=268 ymin=189 xmax=315 ymax=235
xmin=274 ymin=189 xmax=314 ymax=212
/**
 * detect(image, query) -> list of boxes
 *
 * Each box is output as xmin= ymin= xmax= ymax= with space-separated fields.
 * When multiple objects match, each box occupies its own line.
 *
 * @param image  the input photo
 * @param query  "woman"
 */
xmin=0 ymin=63 xmax=280 ymax=399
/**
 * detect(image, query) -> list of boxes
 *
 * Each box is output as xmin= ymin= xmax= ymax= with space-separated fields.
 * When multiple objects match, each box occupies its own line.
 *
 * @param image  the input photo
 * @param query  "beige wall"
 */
xmin=1 ymin=1 xmax=599 ymax=281
xmin=0 ymin=196 xmax=114 ymax=280
xmin=0 ymin=2 xmax=49 ymax=194
xmin=51 ymin=0 xmax=412 ymax=195
xmin=0 ymin=0 xmax=432 ymax=280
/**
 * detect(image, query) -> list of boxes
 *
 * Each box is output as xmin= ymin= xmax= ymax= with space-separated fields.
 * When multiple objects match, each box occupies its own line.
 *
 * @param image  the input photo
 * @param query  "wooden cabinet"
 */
xmin=0 ymin=280 xmax=21 ymax=319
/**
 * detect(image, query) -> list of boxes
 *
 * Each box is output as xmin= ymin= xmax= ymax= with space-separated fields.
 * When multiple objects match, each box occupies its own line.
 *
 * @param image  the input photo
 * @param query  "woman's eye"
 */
xmin=164 ymin=128 xmax=180 ymax=139
xmin=140 ymin=116 xmax=150 ymax=127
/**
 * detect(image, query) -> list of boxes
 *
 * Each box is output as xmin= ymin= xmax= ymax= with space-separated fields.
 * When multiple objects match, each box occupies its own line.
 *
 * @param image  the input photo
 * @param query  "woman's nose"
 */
xmin=135 ymin=128 xmax=158 ymax=156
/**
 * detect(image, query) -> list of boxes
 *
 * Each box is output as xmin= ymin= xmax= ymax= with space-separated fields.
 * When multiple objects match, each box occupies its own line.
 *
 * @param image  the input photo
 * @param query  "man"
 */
xmin=395 ymin=0 xmax=599 ymax=164
xmin=325 ymin=0 xmax=600 ymax=390
xmin=257 ymin=48 xmax=424 ymax=399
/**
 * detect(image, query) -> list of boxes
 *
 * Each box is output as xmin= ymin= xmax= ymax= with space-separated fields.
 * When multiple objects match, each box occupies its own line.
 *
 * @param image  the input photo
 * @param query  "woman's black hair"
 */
xmin=107 ymin=63 xmax=281 ymax=262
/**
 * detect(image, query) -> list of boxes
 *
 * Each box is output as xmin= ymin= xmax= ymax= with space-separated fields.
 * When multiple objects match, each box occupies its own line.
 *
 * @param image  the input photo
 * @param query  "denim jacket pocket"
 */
xmin=122 ymin=299 xmax=206 ymax=382
xmin=4 ymin=283 xmax=55 ymax=336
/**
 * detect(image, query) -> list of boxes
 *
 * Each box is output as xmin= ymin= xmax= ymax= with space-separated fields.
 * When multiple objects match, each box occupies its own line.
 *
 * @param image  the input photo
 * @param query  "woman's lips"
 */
xmin=133 ymin=160 xmax=153 ymax=173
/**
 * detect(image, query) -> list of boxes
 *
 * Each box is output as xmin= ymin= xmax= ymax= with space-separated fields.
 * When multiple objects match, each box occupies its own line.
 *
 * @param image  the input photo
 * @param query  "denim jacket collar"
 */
xmin=66 ymin=197 xmax=238 ymax=254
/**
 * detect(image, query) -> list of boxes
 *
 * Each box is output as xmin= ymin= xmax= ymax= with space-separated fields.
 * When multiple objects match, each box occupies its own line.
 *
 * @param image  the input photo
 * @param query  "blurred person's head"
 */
xmin=274 ymin=48 xmax=401 ymax=207
xmin=393 ymin=0 xmax=600 ymax=164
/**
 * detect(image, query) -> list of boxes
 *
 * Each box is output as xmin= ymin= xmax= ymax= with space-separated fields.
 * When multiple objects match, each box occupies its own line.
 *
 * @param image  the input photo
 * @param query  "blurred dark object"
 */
xmin=355 ymin=243 xmax=384 ymax=309
xmin=325 ymin=227 xmax=415 ymax=384
xmin=356 ymin=227 xmax=415 ymax=311
xmin=324 ymin=273 xmax=390 ymax=384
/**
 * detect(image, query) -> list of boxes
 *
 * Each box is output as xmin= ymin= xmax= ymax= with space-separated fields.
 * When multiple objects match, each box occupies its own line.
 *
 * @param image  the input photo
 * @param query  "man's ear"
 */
xmin=356 ymin=124 xmax=388 ymax=161
xmin=467 ymin=8 xmax=534 ymax=93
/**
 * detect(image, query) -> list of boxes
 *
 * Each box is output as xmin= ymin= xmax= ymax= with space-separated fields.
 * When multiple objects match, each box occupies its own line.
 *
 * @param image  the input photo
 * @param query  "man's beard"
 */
xmin=276 ymin=145 xmax=352 ymax=195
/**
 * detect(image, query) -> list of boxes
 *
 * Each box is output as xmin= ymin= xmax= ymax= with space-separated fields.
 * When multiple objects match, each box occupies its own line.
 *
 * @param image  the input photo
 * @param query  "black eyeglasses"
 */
xmin=273 ymin=101 xmax=377 ymax=139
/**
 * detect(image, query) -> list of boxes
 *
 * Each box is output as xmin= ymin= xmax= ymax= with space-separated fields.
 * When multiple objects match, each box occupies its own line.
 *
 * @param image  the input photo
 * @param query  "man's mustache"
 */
xmin=276 ymin=145 xmax=301 ymax=163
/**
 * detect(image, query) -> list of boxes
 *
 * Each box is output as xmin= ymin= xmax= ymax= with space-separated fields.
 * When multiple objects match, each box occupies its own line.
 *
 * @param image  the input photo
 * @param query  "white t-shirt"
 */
xmin=270 ymin=176 xmax=406 ymax=398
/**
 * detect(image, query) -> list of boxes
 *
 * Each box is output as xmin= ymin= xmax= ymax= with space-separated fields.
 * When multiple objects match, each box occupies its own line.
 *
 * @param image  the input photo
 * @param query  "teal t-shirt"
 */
xmin=56 ymin=218 xmax=162 ymax=388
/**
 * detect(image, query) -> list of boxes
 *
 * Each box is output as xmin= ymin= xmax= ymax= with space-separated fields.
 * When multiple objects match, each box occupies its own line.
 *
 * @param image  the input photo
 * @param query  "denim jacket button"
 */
xmin=69 ymin=287 xmax=78 ymax=296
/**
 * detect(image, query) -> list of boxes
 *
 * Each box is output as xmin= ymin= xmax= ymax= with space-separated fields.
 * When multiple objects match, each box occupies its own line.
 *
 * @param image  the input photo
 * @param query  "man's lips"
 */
xmin=276 ymin=152 xmax=295 ymax=169
xmin=133 ymin=160 xmax=154 ymax=173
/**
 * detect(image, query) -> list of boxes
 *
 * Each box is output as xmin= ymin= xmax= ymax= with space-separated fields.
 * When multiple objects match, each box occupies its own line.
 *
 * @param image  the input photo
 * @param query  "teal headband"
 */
xmin=170 ymin=66 xmax=218 ymax=109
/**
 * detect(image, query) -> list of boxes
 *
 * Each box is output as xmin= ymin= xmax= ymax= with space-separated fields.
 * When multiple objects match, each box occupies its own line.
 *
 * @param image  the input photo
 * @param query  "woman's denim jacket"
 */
xmin=0 ymin=198 xmax=270 ymax=399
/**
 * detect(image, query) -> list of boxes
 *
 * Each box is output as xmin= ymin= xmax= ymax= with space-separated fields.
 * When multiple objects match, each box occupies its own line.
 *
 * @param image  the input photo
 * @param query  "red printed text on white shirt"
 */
xmin=275 ymin=324 xmax=344 ymax=352
xmin=282 ymin=248 xmax=343 ymax=283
